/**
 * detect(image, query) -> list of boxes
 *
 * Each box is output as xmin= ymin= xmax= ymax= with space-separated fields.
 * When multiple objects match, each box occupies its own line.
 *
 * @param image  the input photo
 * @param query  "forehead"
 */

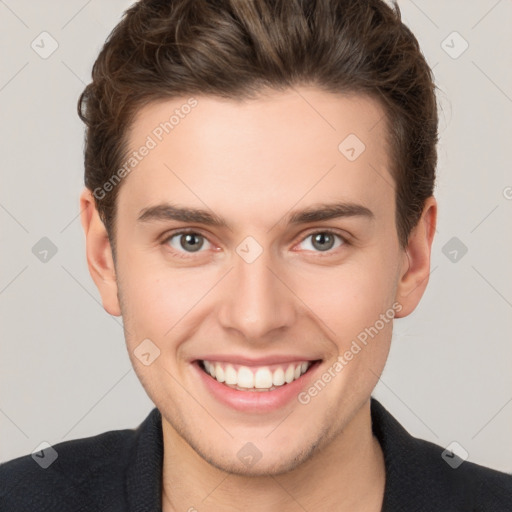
xmin=119 ymin=87 xmax=394 ymax=226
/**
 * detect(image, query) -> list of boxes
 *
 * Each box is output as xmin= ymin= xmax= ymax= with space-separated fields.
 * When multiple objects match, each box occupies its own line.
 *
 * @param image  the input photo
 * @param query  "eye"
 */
xmin=298 ymin=231 xmax=346 ymax=252
xmin=165 ymin=231 xmax=212 ymax=253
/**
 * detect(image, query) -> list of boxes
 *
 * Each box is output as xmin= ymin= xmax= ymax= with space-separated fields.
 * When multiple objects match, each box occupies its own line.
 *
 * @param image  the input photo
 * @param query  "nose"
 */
xmin=217 ymin=248 xmax=296 ymax=342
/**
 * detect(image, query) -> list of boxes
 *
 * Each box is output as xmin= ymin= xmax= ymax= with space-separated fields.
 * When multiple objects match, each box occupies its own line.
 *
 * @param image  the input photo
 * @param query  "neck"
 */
xmin=161 ymin=399 xmax=385 ymax=512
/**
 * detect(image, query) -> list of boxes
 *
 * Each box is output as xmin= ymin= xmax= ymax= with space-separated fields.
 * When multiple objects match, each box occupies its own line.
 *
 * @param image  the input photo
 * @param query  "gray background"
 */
xmin=1 ymin=0 xmax=511 ymax=472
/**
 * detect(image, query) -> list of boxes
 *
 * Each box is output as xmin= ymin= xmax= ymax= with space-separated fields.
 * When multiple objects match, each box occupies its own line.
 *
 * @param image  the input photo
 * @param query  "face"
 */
xmin=82 ymin=86 xmax=435 ymax=476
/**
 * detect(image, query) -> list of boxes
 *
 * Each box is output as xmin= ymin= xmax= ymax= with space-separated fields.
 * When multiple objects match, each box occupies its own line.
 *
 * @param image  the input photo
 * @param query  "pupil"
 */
xmin=312 ymin=233 xmax=334 ymax=251
xmin=181 ymin=233 xmax=203 ymax=252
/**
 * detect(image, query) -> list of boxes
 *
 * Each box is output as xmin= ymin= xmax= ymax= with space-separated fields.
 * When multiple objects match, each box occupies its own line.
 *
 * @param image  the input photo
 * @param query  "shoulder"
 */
xmin=371 ymin=398 xmax=512 ymax=510
xmin=0 ymin=423 xmax=139 ymax=512
xmin=411 ymin=435 xmax=512 ymax=508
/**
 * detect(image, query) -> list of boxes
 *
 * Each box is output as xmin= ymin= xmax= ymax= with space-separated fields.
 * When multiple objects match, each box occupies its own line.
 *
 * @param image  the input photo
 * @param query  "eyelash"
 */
xmin=161 ymin=228 xmax=350 ymax=258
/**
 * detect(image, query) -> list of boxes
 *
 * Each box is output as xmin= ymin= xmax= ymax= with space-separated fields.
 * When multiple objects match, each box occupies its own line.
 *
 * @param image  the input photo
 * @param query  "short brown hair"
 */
xmin=78 ymin=0 xmax=438 ymax=253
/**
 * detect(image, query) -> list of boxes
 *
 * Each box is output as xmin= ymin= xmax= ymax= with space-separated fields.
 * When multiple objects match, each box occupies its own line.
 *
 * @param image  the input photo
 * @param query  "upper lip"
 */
xmin=194 ymin=355 xmax=322 ymax=366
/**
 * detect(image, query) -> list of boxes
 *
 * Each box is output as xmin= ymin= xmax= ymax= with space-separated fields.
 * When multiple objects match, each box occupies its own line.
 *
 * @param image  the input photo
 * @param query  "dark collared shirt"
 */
xmin=1 ymin=398 xmax=511 ymax=511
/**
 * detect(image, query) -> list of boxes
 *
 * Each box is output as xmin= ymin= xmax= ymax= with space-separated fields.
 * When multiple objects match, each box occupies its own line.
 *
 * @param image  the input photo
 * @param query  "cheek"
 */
xmin=292 ymin=252 xmax=397 ymax=340
xmin=115 ymin=252 xmax=175 ymax=335
xmin=117 ymin=252 xmax=216 ymax=342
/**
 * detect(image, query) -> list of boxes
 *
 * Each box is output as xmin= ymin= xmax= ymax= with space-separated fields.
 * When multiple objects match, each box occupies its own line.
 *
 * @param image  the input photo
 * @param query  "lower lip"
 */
xmin=193 ymin=360 xmax=321 ymax=413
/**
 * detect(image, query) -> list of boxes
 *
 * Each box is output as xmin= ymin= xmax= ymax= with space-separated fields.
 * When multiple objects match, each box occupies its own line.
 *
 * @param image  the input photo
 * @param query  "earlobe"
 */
xmin=394 ymin=196 xmax=437 ymax=318
xmin=79 ymin=188 xmax=122 ymax=317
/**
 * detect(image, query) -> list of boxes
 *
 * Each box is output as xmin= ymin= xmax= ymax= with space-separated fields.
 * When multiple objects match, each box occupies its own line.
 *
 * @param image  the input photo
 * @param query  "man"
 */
xmin=1 ymin=0 xmax=511 ymax=510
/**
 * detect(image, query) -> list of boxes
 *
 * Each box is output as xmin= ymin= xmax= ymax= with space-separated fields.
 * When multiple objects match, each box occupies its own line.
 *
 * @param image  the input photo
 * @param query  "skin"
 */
xmin=80 ymin=86 xmax=436 ymax=511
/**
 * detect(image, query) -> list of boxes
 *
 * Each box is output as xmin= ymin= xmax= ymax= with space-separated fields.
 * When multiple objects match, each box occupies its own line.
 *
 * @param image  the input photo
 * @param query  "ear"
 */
xmin=394 ymin=196 xmax=437 ymax=318
xmin=79 ymin=188 xmax=121 ymax=317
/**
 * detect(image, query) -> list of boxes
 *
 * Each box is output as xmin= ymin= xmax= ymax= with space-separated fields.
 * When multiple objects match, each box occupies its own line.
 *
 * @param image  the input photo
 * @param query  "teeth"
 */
xmin=237 ymin=367 xmax=254 ymax=388
xmin=254 ymin=368 xmax=273 ymax=389
xmin=272 ymin=367 xmax=285 ymax=386
xmin=285 ymin=365 xmax=295 ymax=384
xmin=204 ymin=361 xmax=214 ymax=376
xmin=215 ymin=363 xmax=225 ymax=383
xmin=201 ymin=360 xmax=312 ymax=391
xmin=225 ymin=365 xmax=237 ymax=385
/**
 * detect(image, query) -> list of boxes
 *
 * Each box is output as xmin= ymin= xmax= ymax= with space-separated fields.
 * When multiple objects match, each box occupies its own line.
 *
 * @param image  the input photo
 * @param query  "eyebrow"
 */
xmin=137 ymin=204 xmax=227 ymax=227
xmin=288 ymin=202 xmax=374 ymax=224
xmin=137 ymin=201 xmax=374 ymax=227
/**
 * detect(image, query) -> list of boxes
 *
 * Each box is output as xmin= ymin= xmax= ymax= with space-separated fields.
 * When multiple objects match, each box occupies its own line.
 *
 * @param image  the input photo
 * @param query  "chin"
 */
xmin=193 ymin=437 xmax=322 ymax=477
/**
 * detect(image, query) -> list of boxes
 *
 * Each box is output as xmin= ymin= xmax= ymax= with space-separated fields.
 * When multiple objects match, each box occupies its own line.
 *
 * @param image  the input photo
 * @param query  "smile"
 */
xmin=200 ymin=360 xmax=313 ymax=391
